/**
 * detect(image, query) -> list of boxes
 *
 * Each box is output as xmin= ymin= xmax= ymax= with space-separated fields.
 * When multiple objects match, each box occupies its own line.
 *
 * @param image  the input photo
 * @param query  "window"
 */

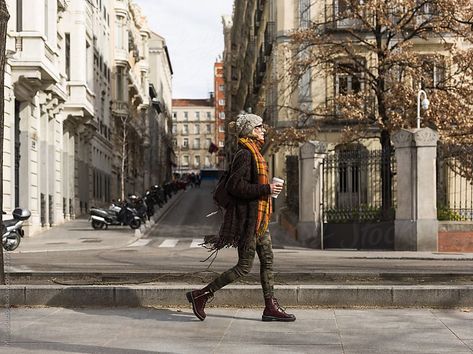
xmin=182 ymin=155 xmax=189 ymax=166
xmin=44 ymin=0 xmax=49 ymax=39
xmin=419 ymin=58 xmax=445 ymax=89
xmin=182 ymin=138 xmax=189 ymax=148
xmin=207 ymin=112 xmax=211 ymax=119
xmin=173 ymin=112 xmax=177 ymax=119
xmin=184 ymin=112 xmax=189 ymax=120
xmin=335 ymin=62 xmax=362 ymax=96
xmin=219 ymin=84 xmax=225 ymax=91
xmin=182 ymin=124 xmax=189 ymax=135
xmin=65 ymin=33 xmax=71 ymax=80
xmin=218 ymin=99 xmax=225 ymax=106
xmin=206 ymin=138 xmax=211 ymax=149
xmin=219 ymin=125 xmax=225 ymax=133
xmin=219 ymin=112 xmax=225 ymax=119
xmin=193 ymin=138 xmax=200 ymax=149
xmin=194 ymin=155 xmax=200 ymax=167
xmin=299 ymin=0 xmax=311 ymax=28
xmin=17 ymin=0 xmax=23 ymax=32
xmin=218 ymin=140 xmax=224 ymax=148
xmin=172 ymin=124 xmax=177 ymax=134
xmin=194 ymin=125 xmax=200 ymax=134
xmin=195 ymin=112 xmax=200 ymax=120
xmin=206 ymin=124 xmax=211 ymax=134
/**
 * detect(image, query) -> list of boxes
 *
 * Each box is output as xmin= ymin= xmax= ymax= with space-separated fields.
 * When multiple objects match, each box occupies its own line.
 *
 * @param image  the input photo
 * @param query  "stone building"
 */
xmin=148 ymin=31 xmax=174 ymax=186
xmin=3 ymin=0 xmax=173 ymax=235
xmin=172 ymin=98 xmax=217 ymax=174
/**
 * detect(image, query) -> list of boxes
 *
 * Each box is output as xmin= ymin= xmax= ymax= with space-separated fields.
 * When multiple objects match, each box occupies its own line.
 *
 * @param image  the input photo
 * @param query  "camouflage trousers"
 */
xmin=207 ymin=231 xmax=274 ymax=299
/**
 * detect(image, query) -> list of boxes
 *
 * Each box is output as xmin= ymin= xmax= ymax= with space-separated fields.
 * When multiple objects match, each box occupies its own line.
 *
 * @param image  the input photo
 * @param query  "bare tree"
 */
xmin=0 ymin=0 xmax=9 ymax=285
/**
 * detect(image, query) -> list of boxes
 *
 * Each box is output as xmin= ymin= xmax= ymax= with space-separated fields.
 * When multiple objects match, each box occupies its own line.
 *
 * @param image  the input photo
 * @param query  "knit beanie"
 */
xmin=235 ymin=113 xmax=263 ymax=137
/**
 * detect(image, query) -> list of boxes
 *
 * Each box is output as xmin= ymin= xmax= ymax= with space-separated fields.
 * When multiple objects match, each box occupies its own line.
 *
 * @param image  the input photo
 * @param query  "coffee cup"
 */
xmin=271 ymin=177 xmax=284 ymax=198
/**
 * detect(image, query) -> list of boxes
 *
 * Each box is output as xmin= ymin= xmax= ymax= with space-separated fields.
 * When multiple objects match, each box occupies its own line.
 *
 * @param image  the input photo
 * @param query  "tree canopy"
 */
xmin=273 ymin=0 xmax=473 ymax=149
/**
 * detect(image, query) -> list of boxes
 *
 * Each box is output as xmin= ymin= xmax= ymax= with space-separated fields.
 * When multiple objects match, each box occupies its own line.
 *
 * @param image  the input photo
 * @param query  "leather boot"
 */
xmin=186 ymin=289 xmax=213 ymax=321
xmin=262 ymin=297 xmax=296 ymax=322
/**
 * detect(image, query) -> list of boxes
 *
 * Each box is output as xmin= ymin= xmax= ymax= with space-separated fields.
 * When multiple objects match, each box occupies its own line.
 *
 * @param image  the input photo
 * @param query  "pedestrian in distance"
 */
xmin=186 ymin=113 xmax=295 ymax=322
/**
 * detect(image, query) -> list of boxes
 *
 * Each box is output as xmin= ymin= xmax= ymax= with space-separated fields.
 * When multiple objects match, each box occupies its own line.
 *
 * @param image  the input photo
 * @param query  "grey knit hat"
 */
xmin=236 ymin=113 xmax=263 ymax=137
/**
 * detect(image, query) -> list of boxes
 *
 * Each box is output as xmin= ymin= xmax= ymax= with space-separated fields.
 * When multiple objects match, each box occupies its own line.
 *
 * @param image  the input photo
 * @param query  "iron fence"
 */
xmin=323 ymin=148 xmax=397 ymax=223
xmin=437 ymin=145 xmax=473 ymax=221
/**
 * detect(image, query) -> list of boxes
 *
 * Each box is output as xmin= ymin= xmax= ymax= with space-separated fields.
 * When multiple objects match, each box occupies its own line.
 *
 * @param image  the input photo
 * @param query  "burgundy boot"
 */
xmin=186 ymin=289 xmax=213 ymax=321
xmin=262 ymin=297 xmax=296 ymax=322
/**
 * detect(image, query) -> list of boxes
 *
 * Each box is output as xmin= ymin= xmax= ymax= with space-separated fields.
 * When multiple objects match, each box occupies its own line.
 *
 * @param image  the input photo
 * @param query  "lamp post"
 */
xmin=417 ymin=85 xmax=430 ymax=129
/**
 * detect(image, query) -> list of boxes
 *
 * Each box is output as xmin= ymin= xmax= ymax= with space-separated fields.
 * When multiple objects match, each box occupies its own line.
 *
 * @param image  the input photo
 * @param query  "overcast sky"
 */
xmin=133 ymin=0 xmax=234 ymax=99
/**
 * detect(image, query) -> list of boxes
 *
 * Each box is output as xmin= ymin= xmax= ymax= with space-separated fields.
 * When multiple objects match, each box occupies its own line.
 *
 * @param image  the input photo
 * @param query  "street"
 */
xmin=6 ymin=180 xmax=473 ymax=283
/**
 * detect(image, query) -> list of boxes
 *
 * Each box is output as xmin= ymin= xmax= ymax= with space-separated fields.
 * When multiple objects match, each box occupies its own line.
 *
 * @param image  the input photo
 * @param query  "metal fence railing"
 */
xmin=437 ymin=145 xmax=473 ymax=221
xmin=323 ymin=148 xmax=397 ymax=223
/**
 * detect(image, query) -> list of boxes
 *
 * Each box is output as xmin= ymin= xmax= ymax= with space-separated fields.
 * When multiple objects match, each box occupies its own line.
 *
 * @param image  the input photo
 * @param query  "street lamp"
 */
xmin=417 ymin=86 xmax=430 ymax=129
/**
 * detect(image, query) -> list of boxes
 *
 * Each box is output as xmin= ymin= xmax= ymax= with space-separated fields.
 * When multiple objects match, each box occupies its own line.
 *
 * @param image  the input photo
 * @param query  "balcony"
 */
xmin=324 ymin=3 xmax=366 ymax=32
xmin=10 ymin=34 xmax=62 ymax=88
xmin=63 ymin=83 xmax=95 ymax=119
xmin=112 ymin=100 xmax=129 ymax=117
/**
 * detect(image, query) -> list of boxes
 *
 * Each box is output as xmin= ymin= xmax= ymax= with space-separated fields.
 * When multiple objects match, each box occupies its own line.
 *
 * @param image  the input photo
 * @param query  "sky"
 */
xmin=133 ymin=0 xmax=234 ymax=99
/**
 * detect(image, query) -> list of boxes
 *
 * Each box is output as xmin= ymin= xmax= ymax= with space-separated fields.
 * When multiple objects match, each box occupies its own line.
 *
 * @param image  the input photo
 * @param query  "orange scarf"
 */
xmin=239 ymin=137 xmax=272 ymax=237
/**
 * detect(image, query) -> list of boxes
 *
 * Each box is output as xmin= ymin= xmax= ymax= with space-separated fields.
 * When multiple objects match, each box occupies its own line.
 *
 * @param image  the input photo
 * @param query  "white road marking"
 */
xmin=127 ymin=239 xmax=151 ymax=247
xmin=190 ymin=239 xmax=203 ymax=248
xmin=159 ymin=239 xmax=179 ymax=248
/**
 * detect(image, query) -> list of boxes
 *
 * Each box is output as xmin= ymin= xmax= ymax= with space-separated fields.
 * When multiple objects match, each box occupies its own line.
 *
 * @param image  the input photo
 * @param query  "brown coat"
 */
xmin=210 ymin=146 xmax=271 ymax=250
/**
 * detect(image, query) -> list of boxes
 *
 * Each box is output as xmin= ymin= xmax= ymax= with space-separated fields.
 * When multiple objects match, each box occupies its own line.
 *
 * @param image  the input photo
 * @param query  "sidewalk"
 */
xmin=12 ymin=190 xmax=185 ymax=253
xmin=1 ymin=307 xmax=472 ymax=353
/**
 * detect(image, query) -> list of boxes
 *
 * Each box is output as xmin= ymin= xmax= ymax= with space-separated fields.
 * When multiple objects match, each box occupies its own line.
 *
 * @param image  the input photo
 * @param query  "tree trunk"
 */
xmin=0 ymin=0 xmax=10 ymax=285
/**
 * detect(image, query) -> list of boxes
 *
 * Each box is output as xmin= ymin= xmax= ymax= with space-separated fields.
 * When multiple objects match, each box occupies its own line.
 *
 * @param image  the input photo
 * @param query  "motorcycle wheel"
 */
xmin=91 ymin=220 xmax=105 ymax=230
xmin=129 ymin=219 xmax=141 ymax=230
xmin=3 ymin=232 xmax=21 ymax=251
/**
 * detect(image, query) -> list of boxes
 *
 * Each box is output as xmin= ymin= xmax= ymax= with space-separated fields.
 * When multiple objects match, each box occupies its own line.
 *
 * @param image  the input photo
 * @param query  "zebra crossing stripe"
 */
xmin=159 ymin=239 xmax=179 ymax=248
xmin=190 ymin=239 xmax=204 ymax=248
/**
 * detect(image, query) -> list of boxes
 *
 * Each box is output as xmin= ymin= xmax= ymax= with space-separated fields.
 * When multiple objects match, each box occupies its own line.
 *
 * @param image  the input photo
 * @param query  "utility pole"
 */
xmin=0 ymin=0 xmax=10 ymax=285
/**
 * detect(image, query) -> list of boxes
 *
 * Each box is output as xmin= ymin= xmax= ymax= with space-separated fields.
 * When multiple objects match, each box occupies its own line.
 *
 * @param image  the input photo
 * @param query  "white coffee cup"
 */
xmin=271 ymin=177 xmax=284 ymax=198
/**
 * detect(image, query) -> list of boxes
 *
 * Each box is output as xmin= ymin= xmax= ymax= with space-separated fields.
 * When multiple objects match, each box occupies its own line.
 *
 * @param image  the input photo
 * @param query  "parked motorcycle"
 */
xmin=89 ymin=202 xmax=141 ymax=230
xmin=2 ymin=208 xmax=31 ymax=251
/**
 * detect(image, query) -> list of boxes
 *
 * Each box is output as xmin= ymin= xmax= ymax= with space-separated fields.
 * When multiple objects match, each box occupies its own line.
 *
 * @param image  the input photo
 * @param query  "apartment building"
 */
xmin=214 ymin=61 xmax=226 ymax=169
xmin=3 ymin=0 xmax=173 ymax=235
xmin=172 ymin=98 xmax=217 ymax=174
xmin=223 ymin=0 xmax=464 ymax=214
xmin=148 ymin=31 xmax=174 ymax=185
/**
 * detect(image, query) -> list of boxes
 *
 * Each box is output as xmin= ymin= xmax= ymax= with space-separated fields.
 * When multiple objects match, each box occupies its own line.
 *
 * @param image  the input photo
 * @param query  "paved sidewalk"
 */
xmin=12 ymin=190 xmax=185 ymax=253
xmin=0 ymin=307 xmax=472 ymax=353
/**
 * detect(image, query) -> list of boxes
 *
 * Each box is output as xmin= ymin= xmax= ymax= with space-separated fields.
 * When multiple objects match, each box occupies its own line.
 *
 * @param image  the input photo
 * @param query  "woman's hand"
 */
xmin=270 ymin=183 xmax=283 ymax=195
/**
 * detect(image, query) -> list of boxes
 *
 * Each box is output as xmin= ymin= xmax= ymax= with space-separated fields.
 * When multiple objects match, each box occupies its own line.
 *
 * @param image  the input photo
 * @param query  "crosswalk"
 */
xmin=128 ymin=238 xmax=204 ymax=248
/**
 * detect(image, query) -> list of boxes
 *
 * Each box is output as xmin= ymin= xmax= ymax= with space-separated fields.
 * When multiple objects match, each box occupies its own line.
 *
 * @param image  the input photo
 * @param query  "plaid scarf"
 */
xmin=239 ymin=137 xmax=272 ymax=237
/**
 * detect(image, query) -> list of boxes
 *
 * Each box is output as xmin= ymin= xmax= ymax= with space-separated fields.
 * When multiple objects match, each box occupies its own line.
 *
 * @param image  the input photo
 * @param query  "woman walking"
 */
xmin=186 ymin=113 xmax=295 ymax=322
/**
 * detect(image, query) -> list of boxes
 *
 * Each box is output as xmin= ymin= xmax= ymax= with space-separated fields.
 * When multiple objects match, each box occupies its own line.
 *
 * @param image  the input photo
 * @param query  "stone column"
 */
xmin=392 ymin=128 xmax=439 ymax=251
xmin=297 ymin=141 xmax=327 ymax=248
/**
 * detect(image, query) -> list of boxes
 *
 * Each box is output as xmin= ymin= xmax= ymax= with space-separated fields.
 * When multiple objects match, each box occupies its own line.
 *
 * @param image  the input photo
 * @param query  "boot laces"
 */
xmin=273 ymin=298 xmax=287 ymax=313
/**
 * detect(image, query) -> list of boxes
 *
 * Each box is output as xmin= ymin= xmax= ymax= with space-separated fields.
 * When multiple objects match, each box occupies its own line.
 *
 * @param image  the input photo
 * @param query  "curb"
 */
xmin=2 ymin=285 xmax=473 ymax=308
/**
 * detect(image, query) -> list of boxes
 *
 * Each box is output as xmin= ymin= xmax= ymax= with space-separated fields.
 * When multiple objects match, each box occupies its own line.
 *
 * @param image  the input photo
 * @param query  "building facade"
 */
xmin=172 ymin=99 xmax=217 ymax=174
xmin=3 ymin=0 xmax=173 ymax=235
xmin=213 ymin=61 xmax=225 ymax=169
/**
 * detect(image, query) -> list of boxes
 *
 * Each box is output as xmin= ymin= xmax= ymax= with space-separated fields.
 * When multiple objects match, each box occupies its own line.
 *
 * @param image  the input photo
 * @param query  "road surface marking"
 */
xmin=159 ymin=239 xmax=179 ymax=248
xmin=127 ymin=239 xmax=151 ymax=247
xmin=190 ymin=239 xmax=203 ymax=248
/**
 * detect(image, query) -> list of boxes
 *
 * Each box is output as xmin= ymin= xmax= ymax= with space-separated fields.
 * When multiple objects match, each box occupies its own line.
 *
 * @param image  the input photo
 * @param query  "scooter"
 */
xmin=89 ymin=202 xmax=141 ymax=230
xmin=2 ymin=208 xmax=31 ymax=251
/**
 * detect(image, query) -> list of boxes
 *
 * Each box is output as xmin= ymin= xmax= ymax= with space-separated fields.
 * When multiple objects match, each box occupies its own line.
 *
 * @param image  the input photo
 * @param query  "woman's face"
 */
xmin=252 ymin=125 xmax=265 ymax=141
